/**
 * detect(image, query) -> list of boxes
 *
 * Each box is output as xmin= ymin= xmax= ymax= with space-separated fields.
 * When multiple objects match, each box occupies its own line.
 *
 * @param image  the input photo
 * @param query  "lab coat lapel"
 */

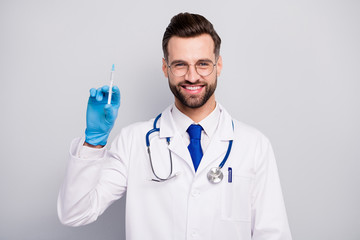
xmin=196 ymin=106 xmax=235 ymax=175
xmin=167 ymin=135 xmax=194 ymax=170
xmin=196 ymin=135 xmax=227 ymax=174
xmin=158 ymin=105 xmax=194 ymax=171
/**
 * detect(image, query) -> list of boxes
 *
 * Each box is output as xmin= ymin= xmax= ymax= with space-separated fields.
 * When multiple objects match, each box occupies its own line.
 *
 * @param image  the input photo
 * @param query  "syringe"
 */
xmin=107 ymin=64 xmax=115 ymax=104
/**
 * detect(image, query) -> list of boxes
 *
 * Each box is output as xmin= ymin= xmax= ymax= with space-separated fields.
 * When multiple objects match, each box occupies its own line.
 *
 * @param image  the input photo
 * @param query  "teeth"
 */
xmin=186 ymin=86 xmax=201 ymax=90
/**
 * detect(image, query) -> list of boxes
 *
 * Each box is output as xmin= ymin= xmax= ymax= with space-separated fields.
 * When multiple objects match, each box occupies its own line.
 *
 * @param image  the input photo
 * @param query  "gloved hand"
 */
xmin=85 ymin=85 xmax=120 ymax=146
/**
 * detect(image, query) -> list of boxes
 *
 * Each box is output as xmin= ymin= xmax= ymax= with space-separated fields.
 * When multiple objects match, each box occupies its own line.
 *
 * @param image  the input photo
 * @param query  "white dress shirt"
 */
xmin=171 ymin=103 xmax=220 ymax=154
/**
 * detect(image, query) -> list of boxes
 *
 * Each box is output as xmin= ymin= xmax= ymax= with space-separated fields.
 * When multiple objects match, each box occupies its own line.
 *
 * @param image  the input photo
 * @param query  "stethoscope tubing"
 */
xmin=145 ymin=113 xmax=233 ymax=183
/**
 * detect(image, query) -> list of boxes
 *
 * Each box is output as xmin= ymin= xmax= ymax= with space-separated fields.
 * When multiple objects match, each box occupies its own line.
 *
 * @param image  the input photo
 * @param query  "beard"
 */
xmin=168 ymin=77 xmax=217 ymax=109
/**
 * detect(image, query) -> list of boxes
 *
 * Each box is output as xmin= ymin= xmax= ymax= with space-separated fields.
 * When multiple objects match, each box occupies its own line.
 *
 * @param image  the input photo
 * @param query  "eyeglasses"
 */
xmin=167 ymin=59 xmax=217 ymax=77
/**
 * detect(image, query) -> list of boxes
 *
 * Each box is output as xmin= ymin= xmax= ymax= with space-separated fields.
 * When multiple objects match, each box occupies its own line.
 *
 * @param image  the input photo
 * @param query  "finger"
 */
xmin=104 ymin=104 xmax=117 ymax=123
xmin=89 ymin=88 xmax=97 ymax=98
xmin=96 ymin=87 xmax=103 ymax=101
xmin=101 ymin=85 xmax=110 ymax=93
xmin=112 ymin=86 xmax=121 ymax=104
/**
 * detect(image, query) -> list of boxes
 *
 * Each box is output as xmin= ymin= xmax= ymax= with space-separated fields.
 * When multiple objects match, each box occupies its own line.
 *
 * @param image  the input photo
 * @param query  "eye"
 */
xmin=197 ymin=61 xmax=211 ymax=67
xmin=171 ymin=62 xmax=187 ymax=68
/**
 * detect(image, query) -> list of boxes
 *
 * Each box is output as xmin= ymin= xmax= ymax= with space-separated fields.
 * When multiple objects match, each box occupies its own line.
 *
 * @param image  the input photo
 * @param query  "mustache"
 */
xmin=178 ymin=80 xmax=206 ymax=85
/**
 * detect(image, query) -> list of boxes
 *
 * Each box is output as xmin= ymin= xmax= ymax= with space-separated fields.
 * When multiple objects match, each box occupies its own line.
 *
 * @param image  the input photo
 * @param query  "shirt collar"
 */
xmin=171 ymin=103 xmax=221 ymax=139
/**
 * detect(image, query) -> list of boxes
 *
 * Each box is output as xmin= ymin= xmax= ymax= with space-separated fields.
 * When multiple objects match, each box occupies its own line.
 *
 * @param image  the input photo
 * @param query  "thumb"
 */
xmin=104 ymin=104 xmax=118 ymax=123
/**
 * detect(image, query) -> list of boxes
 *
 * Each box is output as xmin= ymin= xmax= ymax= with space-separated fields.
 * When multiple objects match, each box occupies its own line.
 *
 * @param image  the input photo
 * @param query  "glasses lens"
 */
xmin=195 ymin=60 xmax=214 ymax=76
xmin=170 ymin=62 xmax=188 ymax=77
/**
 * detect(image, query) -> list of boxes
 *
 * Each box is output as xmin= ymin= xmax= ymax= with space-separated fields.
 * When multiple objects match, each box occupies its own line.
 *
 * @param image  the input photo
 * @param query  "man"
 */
xmin=58 ymin=12 xmax=292 ymax=239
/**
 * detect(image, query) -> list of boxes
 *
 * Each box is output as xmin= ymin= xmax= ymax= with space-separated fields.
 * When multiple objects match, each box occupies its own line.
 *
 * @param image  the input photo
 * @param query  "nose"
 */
xmin=185 ymin=65 xmax=200 ymax=83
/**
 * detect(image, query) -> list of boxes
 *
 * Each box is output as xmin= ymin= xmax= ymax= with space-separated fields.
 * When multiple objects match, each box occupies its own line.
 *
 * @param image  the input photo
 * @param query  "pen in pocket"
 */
xmin=228 ymin=167 xmax=232 ymax=183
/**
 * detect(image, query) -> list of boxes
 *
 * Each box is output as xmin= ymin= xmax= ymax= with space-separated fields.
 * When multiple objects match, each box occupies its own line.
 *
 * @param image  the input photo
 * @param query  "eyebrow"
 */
xmin=169 ymin=60 xmax=186 ymax=65
xmin=169 ymin=58 xmax=214 ymax=65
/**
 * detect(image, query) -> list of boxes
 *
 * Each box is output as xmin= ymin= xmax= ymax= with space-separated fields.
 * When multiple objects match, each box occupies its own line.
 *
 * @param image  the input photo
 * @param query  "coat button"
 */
xmin=191 ymin=189 xmax=200 ymax=197
xmin=191 ymin=231 xmax=198 ymax=238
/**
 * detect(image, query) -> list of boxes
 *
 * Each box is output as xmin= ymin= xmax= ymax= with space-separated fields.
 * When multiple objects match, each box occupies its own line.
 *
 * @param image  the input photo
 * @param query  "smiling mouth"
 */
xmin=184 ymin=85 xmax=202 ymax=90
xmin=181 ymin=85 xmax=205 ymax=93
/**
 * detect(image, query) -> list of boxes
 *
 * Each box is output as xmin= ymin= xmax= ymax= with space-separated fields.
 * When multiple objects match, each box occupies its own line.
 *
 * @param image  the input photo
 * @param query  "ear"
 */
xmin=216 ymin=55 xmax=223 ymax=77
xmin=162 ymin=58 xmax=169 ymax=78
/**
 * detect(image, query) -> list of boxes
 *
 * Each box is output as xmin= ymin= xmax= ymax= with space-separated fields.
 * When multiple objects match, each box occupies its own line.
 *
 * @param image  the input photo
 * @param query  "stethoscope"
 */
xmin=145 ymin=113 xmax=233 ymax=184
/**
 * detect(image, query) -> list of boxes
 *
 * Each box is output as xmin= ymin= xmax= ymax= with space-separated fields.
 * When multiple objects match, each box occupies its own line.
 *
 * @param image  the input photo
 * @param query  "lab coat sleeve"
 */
xmin=57 ymin=133 xmax=129 ymax=227
xmin=251 ymin=136 xmax=292 ymax=240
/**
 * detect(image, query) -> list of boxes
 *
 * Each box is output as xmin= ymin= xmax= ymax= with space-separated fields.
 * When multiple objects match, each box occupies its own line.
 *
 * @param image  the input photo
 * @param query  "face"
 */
xmin=162 ymin=34 xmax=222 ymax=110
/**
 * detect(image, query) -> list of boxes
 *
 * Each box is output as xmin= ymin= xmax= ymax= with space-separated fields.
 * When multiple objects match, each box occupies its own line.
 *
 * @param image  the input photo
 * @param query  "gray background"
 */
xmin=0 ymin=0 xmax=359 ymax=239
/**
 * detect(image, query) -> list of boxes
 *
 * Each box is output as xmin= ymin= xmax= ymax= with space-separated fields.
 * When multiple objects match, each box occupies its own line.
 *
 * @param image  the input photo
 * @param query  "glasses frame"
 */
xmin=167 ymin=59 xmax=217 ymax=77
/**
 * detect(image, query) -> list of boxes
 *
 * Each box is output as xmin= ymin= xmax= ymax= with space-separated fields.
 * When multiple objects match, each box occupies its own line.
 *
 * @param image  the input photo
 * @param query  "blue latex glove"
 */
xmin=85 ymin=85 xmax=120 ymax=146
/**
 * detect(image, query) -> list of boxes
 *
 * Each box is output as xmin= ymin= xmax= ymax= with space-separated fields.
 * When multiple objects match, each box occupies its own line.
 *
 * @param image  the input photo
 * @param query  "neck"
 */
xmin=175 ymin=95 xmax=216 ymax=123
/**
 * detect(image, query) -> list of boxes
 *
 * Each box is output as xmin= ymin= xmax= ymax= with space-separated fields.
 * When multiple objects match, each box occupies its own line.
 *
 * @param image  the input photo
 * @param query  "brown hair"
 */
xmin=162 ymin=12 xmax=221 ymax=61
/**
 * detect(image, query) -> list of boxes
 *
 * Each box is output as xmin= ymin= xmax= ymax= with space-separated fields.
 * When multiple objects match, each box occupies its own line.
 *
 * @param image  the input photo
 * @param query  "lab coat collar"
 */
xmin=158 ymin=104 xmax=177 ymax=139
xmin=158 ymin=103 xmax=234 ymax=141
xmin=159 ymin=103 xmax=234 ymax=141
xmin=171 ymin=103 xmax=220 ymax=140
xmin=216 ymin=103 xmax=235 ymax=141
xmin=159 ymin=104 xmax=192 ymax=171
xmin=158 ymin=104 xmax=235 ymax=175
xmin=169 ymin=105 xmax=194 ymax=137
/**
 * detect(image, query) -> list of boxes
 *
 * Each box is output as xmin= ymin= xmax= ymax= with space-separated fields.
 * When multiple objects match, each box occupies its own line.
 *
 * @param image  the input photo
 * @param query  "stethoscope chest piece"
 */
xmin=207 ymin=167 xmax=223 ymax=184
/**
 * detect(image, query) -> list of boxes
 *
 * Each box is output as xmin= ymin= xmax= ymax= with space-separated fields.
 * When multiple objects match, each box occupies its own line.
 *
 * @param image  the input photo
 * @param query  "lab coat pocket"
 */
xmin=221 ymin=174 xmax=253 ymax=222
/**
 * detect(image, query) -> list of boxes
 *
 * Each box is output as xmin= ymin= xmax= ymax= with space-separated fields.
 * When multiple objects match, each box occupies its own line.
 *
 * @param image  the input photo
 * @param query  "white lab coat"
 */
xmin=58 ymin=104 xmax=292 ymax=240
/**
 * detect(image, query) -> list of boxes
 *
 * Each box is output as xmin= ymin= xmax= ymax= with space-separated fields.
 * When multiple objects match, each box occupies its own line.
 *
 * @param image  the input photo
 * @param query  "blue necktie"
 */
xmin=187 ymin=124 xmax=203 ymax=172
